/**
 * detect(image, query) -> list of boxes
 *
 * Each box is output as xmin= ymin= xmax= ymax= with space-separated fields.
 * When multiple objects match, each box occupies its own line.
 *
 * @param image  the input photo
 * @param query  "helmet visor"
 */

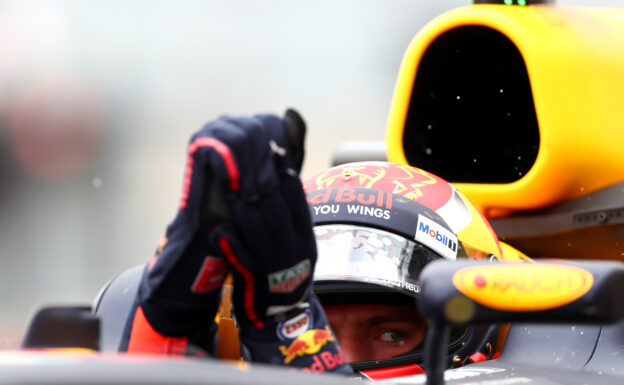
xmin=313 ymin=224 xmax=444 ymax=298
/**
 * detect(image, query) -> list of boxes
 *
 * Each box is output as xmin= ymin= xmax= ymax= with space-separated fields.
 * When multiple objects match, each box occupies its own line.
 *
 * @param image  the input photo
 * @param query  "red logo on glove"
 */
xmin=191 ymin=256 xmax=228 ymax=293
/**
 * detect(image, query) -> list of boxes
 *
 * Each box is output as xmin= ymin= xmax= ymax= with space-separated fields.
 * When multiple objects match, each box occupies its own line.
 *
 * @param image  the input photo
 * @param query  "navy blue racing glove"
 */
xmin=133 ymin=111 xmax=350 ymax=373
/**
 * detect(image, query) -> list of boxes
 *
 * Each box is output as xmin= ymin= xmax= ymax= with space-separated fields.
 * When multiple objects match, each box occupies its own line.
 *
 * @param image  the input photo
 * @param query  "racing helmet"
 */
xmin=302 ymin=161 xmax=505 ymax=379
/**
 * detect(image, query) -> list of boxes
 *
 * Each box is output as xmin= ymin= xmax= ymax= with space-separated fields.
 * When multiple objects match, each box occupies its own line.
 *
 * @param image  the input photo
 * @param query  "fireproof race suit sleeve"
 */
xmin=120 ymin=111 xmax=351 ymax=374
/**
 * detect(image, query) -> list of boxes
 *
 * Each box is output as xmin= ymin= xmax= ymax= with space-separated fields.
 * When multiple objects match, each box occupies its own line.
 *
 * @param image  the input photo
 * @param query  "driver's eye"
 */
xmin=377 ymin=330 xmax=405 ymax=343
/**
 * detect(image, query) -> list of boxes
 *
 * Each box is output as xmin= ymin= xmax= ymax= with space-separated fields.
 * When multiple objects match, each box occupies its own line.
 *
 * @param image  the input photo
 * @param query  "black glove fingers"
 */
xmin=180 ymin=126 xmax=241 ymax=218
xmin=230 ymin=190 xmax=305 ymax=272
xmin=278 ymin=173 xmax=316 ymax=238
xmin=178 ymin=113 xmax=314 ymax=331
xmin=213 ymin=113 xmax=297 ymax=202
xmin=214 ymin=115 xmax=274 ymax=198
xmin=283 ymin=108 xmax=306 ymax=174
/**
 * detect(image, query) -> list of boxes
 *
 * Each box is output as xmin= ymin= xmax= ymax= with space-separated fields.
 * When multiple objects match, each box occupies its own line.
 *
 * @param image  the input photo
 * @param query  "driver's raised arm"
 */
xmin=119 ymin=111 xmax=351 ymax=374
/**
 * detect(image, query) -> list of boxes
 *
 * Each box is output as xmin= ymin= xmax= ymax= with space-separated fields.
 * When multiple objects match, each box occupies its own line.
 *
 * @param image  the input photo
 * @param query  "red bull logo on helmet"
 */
xmin=278 ymin=326 xmax=335 ymax=364
xmin=415 ymin=215 xmax=458 ymax=260
xmin=307 ymin=187 xmax=393 ymax=210
xmin=303 ymin=162 xmax=453 ymax=211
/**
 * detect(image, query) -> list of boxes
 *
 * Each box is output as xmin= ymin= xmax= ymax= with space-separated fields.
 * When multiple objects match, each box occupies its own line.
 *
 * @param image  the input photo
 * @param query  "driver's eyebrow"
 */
xmin=364 ymin=311 xmax=422 ymax=328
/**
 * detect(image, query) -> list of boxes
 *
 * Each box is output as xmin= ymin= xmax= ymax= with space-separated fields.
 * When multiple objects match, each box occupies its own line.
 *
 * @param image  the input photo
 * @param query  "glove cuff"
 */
xmin=237 ymin=292 xmax=352 ymax=374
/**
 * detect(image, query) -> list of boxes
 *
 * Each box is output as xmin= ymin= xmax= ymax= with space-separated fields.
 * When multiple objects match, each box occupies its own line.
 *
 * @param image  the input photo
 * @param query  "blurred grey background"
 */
xmin=0 ymin=0 xmax=620 ymax=348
